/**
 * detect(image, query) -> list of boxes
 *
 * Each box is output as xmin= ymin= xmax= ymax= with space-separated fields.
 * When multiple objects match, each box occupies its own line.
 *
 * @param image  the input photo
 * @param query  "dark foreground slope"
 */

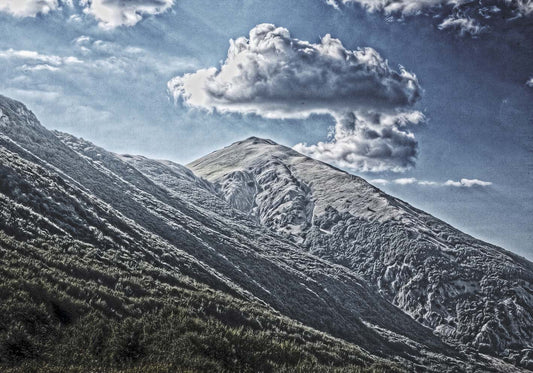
xmin=0 ymin=95 xmax=524 ymax=372
xmin=189 ymin=137 xmax=533 ymax=369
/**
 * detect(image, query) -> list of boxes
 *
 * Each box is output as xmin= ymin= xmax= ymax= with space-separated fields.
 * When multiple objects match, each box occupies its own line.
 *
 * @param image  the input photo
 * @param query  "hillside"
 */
xmin=0 ymin=95 xmax=528 ymax=371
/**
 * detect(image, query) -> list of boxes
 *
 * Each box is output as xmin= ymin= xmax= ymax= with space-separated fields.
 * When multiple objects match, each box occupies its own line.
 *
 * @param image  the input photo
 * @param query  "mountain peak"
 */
xmin=235 ymin=136 xmax=278 ymax=146
xmin=0 ymin=94 xmax=41 ymax=130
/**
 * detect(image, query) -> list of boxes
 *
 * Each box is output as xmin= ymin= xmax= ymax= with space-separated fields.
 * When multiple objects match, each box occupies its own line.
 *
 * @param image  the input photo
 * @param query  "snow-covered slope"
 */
xmin=189 ymin=136 xmax=533 ymax=369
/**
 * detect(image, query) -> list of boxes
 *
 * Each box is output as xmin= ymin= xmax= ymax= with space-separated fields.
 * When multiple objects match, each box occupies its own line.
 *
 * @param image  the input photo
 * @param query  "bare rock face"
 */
xmin=189 ymin=136 xmax=533 ymax=368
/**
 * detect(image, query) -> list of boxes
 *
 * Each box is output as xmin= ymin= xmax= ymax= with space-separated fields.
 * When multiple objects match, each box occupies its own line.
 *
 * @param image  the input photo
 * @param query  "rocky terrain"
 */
xmin=190 ymin=137 xmax=533 ymax=369
xmin=0 ymin=94 xmax=531 ymax=371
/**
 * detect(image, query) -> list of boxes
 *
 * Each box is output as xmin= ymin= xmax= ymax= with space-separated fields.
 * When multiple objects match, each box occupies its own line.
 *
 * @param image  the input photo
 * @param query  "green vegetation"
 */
xmin=0 ymin=231 xmax=401 ymax=372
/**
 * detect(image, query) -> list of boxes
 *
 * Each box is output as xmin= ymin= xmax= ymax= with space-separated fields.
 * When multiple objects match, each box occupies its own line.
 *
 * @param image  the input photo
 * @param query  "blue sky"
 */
xmin=0 ymin=0 xmax=532 ymax=258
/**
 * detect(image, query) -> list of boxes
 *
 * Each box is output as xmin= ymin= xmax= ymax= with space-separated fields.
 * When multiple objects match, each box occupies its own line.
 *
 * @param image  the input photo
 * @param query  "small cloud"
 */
xmin=371 ymin=177 xmax=493 ymax=188
xmin=18 ymin=64 xmax=60 ymax=72
xmin=417 ymin=180 xmax=439 ymax=186
xmin=444 ymin=178 xmax=493 ymax=188
xmin=438 ymin=15 xmax=486 ymax=36
xmin=0 ymin=48 xmax=83 ymax=70
xmin=80 ymin=0 xmax=174 ymax=29
xmin=0 ymin=0 xmax=59 ymax=18
xmin=394 ymin=177 xmax=417 ymax=185
xmin=526 ymin=77 xmax=533 ymax=87
xmin=73 ymin=35 xmax=92 ymax=46
xmin=370 ymin=178 xmax=389 ymax=185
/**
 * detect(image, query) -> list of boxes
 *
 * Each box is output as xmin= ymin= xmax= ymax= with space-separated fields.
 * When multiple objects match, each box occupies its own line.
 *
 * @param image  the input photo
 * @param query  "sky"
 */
xmin=0 ymin=0 xmax=532 ymax=259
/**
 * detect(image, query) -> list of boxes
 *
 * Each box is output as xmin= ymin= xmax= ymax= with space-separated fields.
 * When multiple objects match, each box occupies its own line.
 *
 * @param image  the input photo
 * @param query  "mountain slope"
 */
xmin=0 ymin=95 xmax=494 ymax=372
xmin=0 ymin=98 xmax=416 ymax=372
xmin=0 ymin=95 xmax=527 ymax=371
xmin=189 ymin=136 xmax=533 ymax=369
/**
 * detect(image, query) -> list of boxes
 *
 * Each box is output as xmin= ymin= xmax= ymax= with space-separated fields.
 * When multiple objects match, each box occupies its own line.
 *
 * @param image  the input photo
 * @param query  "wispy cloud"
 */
xmin=371 ymin=177 xmax=493 ymax=188
xmin=0 ymin=48 xmax=83 ymax=71
xmin=438 ymin=15 xmax=486 ymax=36
xmin=327 ymin=0 xmax=532 ymax=36
xmin=72 ymin=36 xmax=197 ymax=74
xmin=370 ymin=178 xmax=389 ymax=185
xmin=444 ymin=178 xmax=493 ymax=187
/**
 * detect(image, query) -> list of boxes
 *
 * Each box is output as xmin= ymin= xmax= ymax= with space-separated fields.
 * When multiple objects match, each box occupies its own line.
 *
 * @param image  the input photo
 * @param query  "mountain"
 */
xmin=0 ymin=94 xmax=530 ymax=371
xmin=189 ymin=136 xmax=533 ymax=369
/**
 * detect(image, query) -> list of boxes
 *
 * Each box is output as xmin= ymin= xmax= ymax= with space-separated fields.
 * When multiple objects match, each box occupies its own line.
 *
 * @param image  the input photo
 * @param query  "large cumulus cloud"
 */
xmin=169 ymin=24 xmax=423 ymax=172
xmin=169 ymin=24 xmax=420 ymax=119
xmin=328 ymin=0 xmax=533 ymax=36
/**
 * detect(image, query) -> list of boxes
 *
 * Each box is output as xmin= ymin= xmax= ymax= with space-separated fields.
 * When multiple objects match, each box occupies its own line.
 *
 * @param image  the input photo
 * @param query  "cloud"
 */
xmin=19 ymin=64 xmax=60 ymax=72
xmin=444 ymin=178 xmax=493 ymax=187
xmin=79 ymin=0 xmax=174 ymax=28
xmin=394 ymin=177 xmax=417 ymax=185
xmin=294 ymin=111 xmax=423 ymax=172
xmin=370 ymin=177 xmax=493 ymax=187
xmin=370 ymin=178 xmax=389 ymax=185
xmin=417 ymin=180 xmax=440 ymax=186
xmin=327 ymin=0 xmax=533 ymax=36
xmin=0 ymin=49 xmax=83 ymax=71
xmin=169 ymin=23 xmax=423 ymax=172
xmin=438 ymin=15 xmax=486 ymax=36
xmin=527 ymin=77 xmax=533 ymax=87
xmin=0 ymin=0 xmax=173 ymax=28
xmin=328 ymin=0 xmax=533 ymax=17
xmin=71 ymin=36 xmax=197 ymax=74
xmin=169 ymin=24 xmax=421 ymax=119
xmin=0 ymin=0 xmax=59 ymax=17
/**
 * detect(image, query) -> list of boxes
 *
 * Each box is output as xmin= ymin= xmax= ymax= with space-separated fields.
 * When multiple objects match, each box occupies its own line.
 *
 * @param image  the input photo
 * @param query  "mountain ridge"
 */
xmin=0 ymin=94 xmax=530 ymax=371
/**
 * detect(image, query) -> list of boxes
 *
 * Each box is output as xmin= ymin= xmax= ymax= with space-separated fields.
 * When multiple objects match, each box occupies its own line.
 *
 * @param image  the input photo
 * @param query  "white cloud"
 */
xmin=170 ymin=23 xmax=422 ymax=172
xmin=328 ymin=0 xmax=455 ymax=16
xmin=294 ymin=110 xmax=424 ymax=172
xmin=417 ymin=180 xmax=439 ymax=186
xmin=73 ymin=35 xmax=91 ymax=46
xmin=0 ymin=49 xmax=83 ymax=70
xmin=0 ymin=0 xmax=174 ymax=28
xmin=438 ymin=15 xmax=486 ymax=36
xmin=328 ymin=0 xmax=533 ymax=35
xmin=169 ymin=24 xmax=420 ymax=119
xmin=328 ymin=0 xmax=533 ymax=16
xmin=0 ymin=0 xmax=59 ymax=17
xmin=370 ymin=178 xmax=390 ymax=185
xmin=18 ymin=64 xmax=60 ymax=72
xmin=370 ymin=177 xmax=493 ymax=187
xmin=527 ymin=77 xmax=533 ymax=87
xmin=79 ymin=0 xmax=174 ymax=28
xmin=444 ymin=178 xmax=493 ymax=187
xmin=394 ymin=177 xmax=418 ymax=184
